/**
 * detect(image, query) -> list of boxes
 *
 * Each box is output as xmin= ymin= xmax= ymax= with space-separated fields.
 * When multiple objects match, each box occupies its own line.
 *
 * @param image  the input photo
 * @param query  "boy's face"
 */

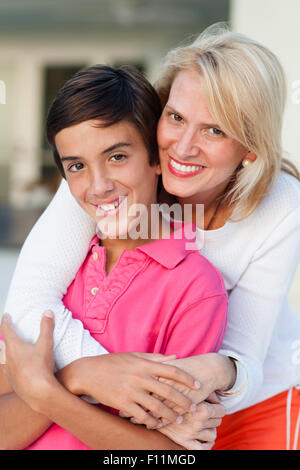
xmin=55 ymin=120 xmax=160 ymax=238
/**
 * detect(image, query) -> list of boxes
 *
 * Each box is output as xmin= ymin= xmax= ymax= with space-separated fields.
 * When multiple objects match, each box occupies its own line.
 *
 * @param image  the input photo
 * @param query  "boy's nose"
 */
xmin=89 ymin=172 xmax=115 ymax=198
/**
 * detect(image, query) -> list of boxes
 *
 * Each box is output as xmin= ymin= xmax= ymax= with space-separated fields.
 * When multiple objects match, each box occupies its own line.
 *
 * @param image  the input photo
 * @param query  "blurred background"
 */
xmin=0 ymin=0 xmax=299 ymax=315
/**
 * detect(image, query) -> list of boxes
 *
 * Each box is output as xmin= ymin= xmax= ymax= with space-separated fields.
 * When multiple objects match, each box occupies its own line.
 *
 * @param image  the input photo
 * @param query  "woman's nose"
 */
xmin=173 ymin=128 xmax=199 ymax=159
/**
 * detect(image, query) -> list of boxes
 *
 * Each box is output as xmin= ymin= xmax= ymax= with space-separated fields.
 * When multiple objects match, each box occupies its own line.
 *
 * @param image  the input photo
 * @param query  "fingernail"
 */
xmin=2 ymin=313 xmax=10 ymax=323
xmin=176 ymin=415 xmax=183 ymax=424
xmin=190 ymin=403 xmax=197 ymax=412
xmin=194 ymin=380 xmax=201 ymax=389
xmin=44 ymin=310 xmax=54 ymax=318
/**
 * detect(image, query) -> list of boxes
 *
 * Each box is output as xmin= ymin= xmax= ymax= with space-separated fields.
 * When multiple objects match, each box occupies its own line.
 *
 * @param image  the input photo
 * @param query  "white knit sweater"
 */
xmin=4 ymin=171 xmax=300 ymax=413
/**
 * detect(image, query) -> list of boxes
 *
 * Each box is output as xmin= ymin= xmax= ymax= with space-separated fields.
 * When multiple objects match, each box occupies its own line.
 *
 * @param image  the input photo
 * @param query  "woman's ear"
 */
xmin=247 ymin=151 xmax=257 ymax=163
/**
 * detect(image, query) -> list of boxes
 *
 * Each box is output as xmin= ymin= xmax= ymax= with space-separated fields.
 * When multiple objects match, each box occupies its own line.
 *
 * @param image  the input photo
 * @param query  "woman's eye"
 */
xmin=109 ymin=154 xmax=127 ymax=162
xmin=169 ymin=112 xmax=183 ymax=122
xmin=68 ymin=162 xmax=84 ymax=172
xmin=207 ymin=127 xmax=224 ymax=136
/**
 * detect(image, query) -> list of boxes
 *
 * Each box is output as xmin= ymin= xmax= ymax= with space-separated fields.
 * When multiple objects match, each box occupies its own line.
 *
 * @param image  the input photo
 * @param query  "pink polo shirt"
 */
xmin=23 ymin=224 xmax=227 ymax=449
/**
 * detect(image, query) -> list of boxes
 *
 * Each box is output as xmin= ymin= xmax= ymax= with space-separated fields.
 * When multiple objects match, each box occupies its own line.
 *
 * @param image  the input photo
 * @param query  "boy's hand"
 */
xmin=0 ymin=311 xmax=57 ymax=411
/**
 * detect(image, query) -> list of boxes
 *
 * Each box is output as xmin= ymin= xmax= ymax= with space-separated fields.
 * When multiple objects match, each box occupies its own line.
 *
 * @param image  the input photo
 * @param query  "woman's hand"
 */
xmin=57 ymin=352 xmax=200 ymax=430
xmin=0 ymin=311 xmax=57 ymax=412
xmin=157 ymin=392 xmax=226 ymax=450
xmin=159 ymin=354 xmax=236 ymax=411
xmin=119 ymin=353 xmax=235 ymax=424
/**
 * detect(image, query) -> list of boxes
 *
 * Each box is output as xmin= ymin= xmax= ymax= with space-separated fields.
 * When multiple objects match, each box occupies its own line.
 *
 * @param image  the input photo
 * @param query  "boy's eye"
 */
xmin=68 ymin=162 xmax=84 ymax=172
xmin=109 ymin=154 xmax=127 ymax=162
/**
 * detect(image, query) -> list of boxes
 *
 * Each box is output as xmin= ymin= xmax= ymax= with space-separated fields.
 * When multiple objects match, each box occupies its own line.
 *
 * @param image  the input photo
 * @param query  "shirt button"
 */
xmin=92 ymin=252 xmax=98 ymax=261
xmin=91 ymin=287 xmax=99 ymax=295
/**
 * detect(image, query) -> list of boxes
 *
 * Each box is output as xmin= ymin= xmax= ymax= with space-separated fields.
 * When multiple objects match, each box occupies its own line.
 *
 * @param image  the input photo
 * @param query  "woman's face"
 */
xmin=157 ymin=69 xmax=248 ymax=203
xmin=55 ymin=120 xmax=160 ymax=238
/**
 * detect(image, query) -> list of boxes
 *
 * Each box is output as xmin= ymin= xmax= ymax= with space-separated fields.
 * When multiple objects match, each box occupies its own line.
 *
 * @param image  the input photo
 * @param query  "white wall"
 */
xmin=230 ymin=0 xmax=300 ymax=169
xmin=0 ymin=64 xmax=15 ymax=165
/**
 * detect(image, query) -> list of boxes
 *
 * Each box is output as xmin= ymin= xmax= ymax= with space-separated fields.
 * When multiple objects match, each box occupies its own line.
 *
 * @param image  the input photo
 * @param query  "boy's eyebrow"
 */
xmin=60 ymin=142 xmax=132 ymax=162
xmin=101 ymin=142 xmax=131 ymax=154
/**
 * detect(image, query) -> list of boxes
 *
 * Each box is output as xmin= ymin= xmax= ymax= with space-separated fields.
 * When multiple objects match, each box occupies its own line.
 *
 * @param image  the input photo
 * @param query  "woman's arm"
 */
xmin=4 ymin=179 xmax=105 ymax=369
xmin=159 ymin=393 xmax=226 ymax=450
xmin=56 ymin=353 xmax=198 ymax=428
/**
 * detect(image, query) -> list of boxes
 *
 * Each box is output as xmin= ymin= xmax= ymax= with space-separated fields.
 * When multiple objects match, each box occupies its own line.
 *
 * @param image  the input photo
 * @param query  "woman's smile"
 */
xmin=168 ymin=155 xmax=206 ymax=178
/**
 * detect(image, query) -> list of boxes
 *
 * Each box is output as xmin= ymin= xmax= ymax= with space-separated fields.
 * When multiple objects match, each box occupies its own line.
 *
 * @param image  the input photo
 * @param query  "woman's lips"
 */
xmin=168 ymin=156 xmax=206 ymax=178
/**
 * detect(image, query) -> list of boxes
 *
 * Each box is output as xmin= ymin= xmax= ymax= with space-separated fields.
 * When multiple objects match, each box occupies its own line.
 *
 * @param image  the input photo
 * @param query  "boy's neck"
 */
xmin=100 ymin=204 xmax=171 ymax=275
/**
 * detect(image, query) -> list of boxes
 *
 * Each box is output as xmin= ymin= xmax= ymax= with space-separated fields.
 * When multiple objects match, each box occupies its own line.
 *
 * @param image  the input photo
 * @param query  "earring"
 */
xmin=242 ymin=158 xmax=252 ymax=168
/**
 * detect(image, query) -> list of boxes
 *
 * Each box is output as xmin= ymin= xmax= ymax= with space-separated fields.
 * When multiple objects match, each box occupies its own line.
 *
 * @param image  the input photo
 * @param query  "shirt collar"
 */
xmin=88 ymin=223 xmax=198 ymax=270
xmin=136 ymin=223 xmax=198 ymax=269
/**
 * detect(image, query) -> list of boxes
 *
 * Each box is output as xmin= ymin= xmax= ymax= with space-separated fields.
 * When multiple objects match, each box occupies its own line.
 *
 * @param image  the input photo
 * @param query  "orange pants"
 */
xmin=213 ymin=387 xmax=300 ymax=450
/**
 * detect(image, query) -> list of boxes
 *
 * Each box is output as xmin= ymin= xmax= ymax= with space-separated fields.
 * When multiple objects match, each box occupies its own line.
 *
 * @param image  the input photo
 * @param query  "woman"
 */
xmin=3 ymin=24 xmax=300 ymax=449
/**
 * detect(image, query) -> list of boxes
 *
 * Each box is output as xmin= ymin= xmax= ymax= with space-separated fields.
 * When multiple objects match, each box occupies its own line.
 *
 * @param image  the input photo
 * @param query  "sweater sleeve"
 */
xmin=219 ymin=204 xmax=300 ymax=413
xmin=3 ymin=179 xmax=108 ymax=370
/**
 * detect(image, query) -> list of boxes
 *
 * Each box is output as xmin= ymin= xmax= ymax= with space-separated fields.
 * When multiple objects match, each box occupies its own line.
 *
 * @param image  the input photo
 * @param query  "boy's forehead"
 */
xmin=55 ymin=119 xmax=144 ymax=157
xmin=57 ymin=119 xmax=140 ymax=139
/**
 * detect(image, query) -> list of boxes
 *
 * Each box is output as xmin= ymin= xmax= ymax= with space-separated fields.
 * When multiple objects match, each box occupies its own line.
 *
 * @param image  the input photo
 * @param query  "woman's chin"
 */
xmin=162 ymin=177 xmax=199 ymax=200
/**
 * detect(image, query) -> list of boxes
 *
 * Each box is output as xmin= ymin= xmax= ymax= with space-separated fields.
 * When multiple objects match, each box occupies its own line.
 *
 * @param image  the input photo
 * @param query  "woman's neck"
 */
xmin=177 ymin=179 xmax=234 ymax=230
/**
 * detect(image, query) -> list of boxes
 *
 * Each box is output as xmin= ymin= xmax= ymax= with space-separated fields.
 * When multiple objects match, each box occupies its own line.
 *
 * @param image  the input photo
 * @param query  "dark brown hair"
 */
xmin=46 ymin=64 xmax=162 ymax=178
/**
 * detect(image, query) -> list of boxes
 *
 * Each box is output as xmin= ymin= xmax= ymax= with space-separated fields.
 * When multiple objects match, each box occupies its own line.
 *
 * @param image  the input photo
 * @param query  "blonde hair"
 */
xmin=155 ymin=23 xmax=300 ymax=220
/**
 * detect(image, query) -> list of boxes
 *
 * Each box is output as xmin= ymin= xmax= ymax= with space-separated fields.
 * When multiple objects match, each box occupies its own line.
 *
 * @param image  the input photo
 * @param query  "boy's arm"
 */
xmin=33 ymin=377 xmax=183 ymax=450
xmin=0 ymin=366 xmax=53 ymax=450
xmin=0 ymin=338 xmax=182 ymax=450
xmin=0 ymin=364 xmax=183 ymax=450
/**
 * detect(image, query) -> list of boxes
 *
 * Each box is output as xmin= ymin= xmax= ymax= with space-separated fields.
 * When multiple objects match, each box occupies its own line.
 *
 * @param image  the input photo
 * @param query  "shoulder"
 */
xmin=177 ymin=249 xmax=227 ymax=298
xmin=260 ymin=171 xmax=300 ymax=216
xmin=245 ymin=171 xmax=300 ymax=231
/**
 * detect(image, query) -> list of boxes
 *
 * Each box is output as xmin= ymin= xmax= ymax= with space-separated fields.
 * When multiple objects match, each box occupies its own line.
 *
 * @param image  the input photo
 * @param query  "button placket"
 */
xmin=84 ymin=250 xmax=149 ymax=333
xmin=85 ymin=246 xmax=104 ymax=310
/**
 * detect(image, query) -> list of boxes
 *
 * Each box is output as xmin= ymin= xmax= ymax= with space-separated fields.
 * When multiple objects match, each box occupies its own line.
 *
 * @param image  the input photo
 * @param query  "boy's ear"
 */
xmin=155 ymin=164 xmax=162 ymax=175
